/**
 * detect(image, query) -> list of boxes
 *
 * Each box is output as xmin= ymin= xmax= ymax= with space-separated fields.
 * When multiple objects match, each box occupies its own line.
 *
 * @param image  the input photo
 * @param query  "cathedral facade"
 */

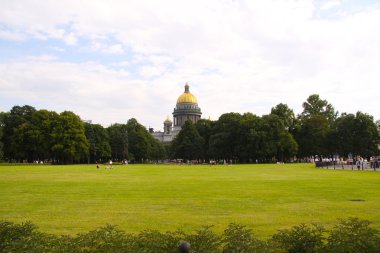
xmin=152 ymin=83 xmax=202 ymax=143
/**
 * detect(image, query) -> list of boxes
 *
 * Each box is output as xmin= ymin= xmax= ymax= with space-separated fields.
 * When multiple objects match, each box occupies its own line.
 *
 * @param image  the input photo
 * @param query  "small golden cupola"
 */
xmin=164 ymin=116 xmax=172 ymax=123
xmin=163 ymin=116 xmax=172 ymax=134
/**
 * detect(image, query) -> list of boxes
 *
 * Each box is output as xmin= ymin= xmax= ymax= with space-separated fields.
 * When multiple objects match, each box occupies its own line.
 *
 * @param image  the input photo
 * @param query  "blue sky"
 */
xmin=1 ymin=0 xmax=380 ymax=129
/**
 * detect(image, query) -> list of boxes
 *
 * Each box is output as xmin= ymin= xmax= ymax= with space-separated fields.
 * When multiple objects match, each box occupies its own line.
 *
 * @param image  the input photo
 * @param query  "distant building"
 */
xmin=152 ymin=83 xmax=202 ymax=143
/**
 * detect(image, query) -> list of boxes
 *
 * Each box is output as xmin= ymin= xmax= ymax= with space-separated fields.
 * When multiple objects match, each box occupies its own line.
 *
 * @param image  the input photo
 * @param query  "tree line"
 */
xmin=0 ymin=106 xmax=164 ymax=164
xmin=0 ymin=94 xmax=379 ymax=164
xmin=171 ymin=94 xmax=380 ymax=162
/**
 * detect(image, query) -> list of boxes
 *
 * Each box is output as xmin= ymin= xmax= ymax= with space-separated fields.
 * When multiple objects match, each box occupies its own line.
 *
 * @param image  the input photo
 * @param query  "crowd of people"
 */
xmin=315 ymin=155 xmax=379 ymax=170
xmin=353 ymin=156 xmax=379 ymax=170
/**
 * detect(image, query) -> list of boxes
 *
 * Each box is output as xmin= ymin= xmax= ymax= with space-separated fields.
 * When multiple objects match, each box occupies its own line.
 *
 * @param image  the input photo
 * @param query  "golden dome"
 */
xmin=176 ymin=83 xmax=198 ymax=104
xmin=164 ymin=116 xmax=172 ymax=123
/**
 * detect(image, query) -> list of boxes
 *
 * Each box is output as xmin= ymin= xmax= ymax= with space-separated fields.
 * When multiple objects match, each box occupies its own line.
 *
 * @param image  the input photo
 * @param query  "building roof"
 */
xmin=176 ymin=83 xmax=198 ymax=104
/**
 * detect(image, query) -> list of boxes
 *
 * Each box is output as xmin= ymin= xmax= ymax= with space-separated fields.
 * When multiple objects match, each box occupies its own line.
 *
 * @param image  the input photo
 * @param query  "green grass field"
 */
xmin=0 ymin=163 xmax=379 ymax=238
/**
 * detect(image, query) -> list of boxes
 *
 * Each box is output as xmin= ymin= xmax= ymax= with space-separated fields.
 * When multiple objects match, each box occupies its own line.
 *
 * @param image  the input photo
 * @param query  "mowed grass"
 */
xmin=0 ymin=163 xmax=379 ymax=238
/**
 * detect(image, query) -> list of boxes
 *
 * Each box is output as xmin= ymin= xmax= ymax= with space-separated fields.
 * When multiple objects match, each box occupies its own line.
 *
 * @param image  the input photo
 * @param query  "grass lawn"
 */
xmin=0 ymin=163 xmax=379 ymax=238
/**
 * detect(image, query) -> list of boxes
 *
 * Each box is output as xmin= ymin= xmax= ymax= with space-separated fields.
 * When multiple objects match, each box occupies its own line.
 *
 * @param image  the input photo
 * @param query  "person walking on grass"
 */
xmin=356 ymin=157 xmax=361 ymax=170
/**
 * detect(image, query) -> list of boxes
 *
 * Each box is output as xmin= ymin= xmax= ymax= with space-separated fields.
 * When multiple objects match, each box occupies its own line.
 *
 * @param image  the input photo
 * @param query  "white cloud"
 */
xmin=320 ymin=0 xmax=342 ymax=10
xmin=139 ymin=65 xmax=165 ymax=78
xmin=105 ymin=44 xmax=124 ymax=54
xmin=0 ymin=58 xmax=142 ymax=125
xmin=49 ymin=46 xmax=65 ymax=52
xmin=1 ymin=0 xmax=380 ymax=128
xmin=25 ymin=54 xmax=58 ymax=61
xmin=0 ymin=30 xmax=25 ymax=41
xmin=64 ymin=32 xmax=78 ymax=45
xmin=90 ymin=41 xmax=124 ymax=54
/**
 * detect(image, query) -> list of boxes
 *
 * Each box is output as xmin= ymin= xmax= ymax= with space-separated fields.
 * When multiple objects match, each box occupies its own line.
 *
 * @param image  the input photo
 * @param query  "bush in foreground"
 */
xmin=325 ymin=217 xmax=380 ymax=253
xmin=1 ymin=218 xmax=380 ymax=253
xmin=271 ymin=223 xmax=324 ymax=253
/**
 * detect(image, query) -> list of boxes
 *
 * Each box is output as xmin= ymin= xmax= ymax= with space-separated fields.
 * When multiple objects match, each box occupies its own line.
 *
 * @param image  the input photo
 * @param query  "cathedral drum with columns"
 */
xmin=151 ymin=83 xmax=202 ymax=143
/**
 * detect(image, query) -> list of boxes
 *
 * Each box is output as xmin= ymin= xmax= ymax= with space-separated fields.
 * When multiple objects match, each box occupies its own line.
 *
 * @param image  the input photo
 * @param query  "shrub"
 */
xmin=0 ymin=221 xmax=68 ymax=252
xmin=271 ymin=223 xmax=325 ymax=253
xmin=185 ymin=226 xmax=221 ymax=253
xmin=129 ymin=229 xmax=184 ymax=253
xmin=1 ymin=218 xmax=380 ymax=252
xmin=222 ymin=223 xmax=268 ymax=253
xmin=325 ymin=217 xmax=380 ymax=253
xmin=0 ymin=221 xmax=36 ymax=251
xmin=70 ymin=224 xmax=130 ymax=253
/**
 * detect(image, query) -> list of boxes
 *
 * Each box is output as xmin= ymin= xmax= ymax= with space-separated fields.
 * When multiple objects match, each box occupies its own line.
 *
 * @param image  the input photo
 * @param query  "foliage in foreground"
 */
xmin=1 ymin=217 xmax=380 ymax=253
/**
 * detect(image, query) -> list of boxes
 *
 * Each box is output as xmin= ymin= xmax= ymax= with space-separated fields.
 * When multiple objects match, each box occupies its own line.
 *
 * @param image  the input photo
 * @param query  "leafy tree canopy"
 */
xmin=171 ymin=120 xmax=204 ymax=161
xmin=300 ymin=94 xmax=337 ymax=124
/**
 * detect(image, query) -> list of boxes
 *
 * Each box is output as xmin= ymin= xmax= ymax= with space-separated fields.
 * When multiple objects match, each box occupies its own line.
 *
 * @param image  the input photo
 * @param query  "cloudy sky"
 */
xmin=1 ymin=0 xmax=380 ymax=129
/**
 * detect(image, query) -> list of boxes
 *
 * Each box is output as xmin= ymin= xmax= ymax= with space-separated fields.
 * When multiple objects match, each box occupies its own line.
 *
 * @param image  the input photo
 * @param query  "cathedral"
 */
xmin=151 ymin=83 xmax=202 ymax=143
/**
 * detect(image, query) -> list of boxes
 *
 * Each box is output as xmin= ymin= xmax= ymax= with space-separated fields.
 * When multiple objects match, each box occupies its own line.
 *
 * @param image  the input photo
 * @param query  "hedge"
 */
xmin=1 ymin=217 xmax=380 ymax=253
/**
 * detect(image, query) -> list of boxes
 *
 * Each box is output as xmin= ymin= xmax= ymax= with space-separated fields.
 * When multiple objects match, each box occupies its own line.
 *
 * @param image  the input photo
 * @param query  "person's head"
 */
xmin=178 ymin=242 xmax=190 ymax=253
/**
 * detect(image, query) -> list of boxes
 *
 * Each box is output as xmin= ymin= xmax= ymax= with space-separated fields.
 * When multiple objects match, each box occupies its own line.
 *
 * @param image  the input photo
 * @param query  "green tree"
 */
xmin=129 ymin=130 xmax=149 ymax=162
xmin=51 ymin=111 xmax=89 ymax=164
xmin=195 ymin=119 xmax=214 ymax=161
xmin=208 ymin=132 xmax=229 ymax=161
xmin=209 ymin=113 xmax=243 ymax=161
xmin=353 ymin=112 xmax=380 ymax=156
xmin=126 ymin=119 xmax=148 ymax=162
xmin=269 ymin=105 xmax=299 ymax=161
xmin=11 ymin=110 xmax=59 ymax=162
xmin=149 ymin=138 xmax=166 ymax=162
xmin=271 ymin=103 xmax=296 ymax=130
xmin=296 ymin=95 xmax=337 ymax=157
xmin=2 ymin=105 xmax=36 ymax=161
xmin=259 ymin=114 xmax=298 ymax=162
xmin=300 ymin=94 xmax=337 ymax=125
xmin=126 ymin=118 xmax=166 ymax=162
xmin=171 ymin=120 xmax=204 ymax=161
xmin=108 ymin=123 xmax=128 ymax=161
xmin=208 ymin=112 xmax=297 ymax=163
xmin=0 ymin=112 xmax=5 ymax=160
xmin=331 ymin=113 xmax=356 ymax=156
xmin=296 ymin=115 xmax=330 ymax=157
xmin=30 ymin=110 xmax=59 ymax=160
xmin=238 ymin=113 xmax=262 ymax=163
xmin=85 ymin=123 xmax=111 ymax=163
xmin=330 ymin=112 xmax=379 ymax=157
